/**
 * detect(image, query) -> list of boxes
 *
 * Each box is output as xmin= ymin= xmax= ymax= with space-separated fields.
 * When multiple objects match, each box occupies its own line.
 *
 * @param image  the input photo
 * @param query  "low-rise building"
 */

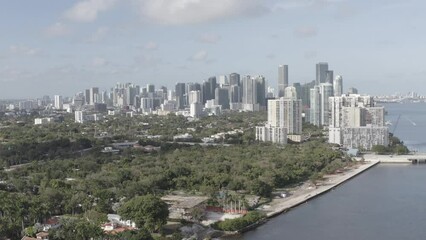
xmin=161 ymin=195 xmax=209 ymax=221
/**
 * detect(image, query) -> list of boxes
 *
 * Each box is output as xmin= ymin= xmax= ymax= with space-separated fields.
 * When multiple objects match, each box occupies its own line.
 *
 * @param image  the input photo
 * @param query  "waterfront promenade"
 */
xmin=362 ymin=153 xmax=426 ymax=163
xmin=260 ymin=161 xmax=379 ymax=218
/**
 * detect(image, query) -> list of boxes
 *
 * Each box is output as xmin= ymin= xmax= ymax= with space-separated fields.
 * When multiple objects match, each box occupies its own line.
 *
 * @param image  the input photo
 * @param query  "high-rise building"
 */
xmin=284 ymin=86 xmax=297 ymax=99
xmin=89 ymin=87 xmax=99 ymax=105
xmin=215 ymin=88 xmax=230 ymax=109
xmin=75 ymin=111 xmax=84 ymax=123
xmin=267 ymin=97 xmax=303 ymax=134
xmin=229 ymin=85 xmax=241 ymax=103
xmin=333 ymin=75 xmax=343 ymax=96
xmin=188 ymin=90 xmax=201 ymax=105
xmin=190 ymin=103 xmax=203 ymax=118
xmin=175 ymin=83 xmax=186 ymax=109
xmin=141 ymin=98 xmax=154 ymax=112
xmin=242 ymin=75 xmax=256 ymax=110
xmin=316 ymin=62 xmax=329 ymax=85
xmin=229 ymin=73 xmax=240 ymax=86
xmin=319 ymin=83 xmax=333 ymax=126
xmin=241 ymin=75 xmax=265 ymax=111
xmin=326 ymin=70 xmax=334 ymax=84
xmin=54 ymin=95 xmax=63 ymax=110
xmin=309 ymin=86 xmax=321 ymax=126
xmin=147 ymin=84 xmax=155 ymax=93
xmin=255 ymin=76 xmax=266 ymax=108
xmin=278 ymin=65 xmax=289 ymax=97
xmin=84 ymin=89 xmax=90 ymax=105
xmin=328 ymin=94 xmax=388 ymax=150
xmin=348 ymin=87 xmax=358 ymax=94
xmin=218 ymin=75 xmax=229 ymax=87
xmin=208 ymin=76 xmax=217 ymax=100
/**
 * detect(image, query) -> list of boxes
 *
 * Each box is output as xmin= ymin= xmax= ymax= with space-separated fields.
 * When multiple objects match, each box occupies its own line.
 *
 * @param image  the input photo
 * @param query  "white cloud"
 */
xmin=134 ymin=54 xmax=164 ymax=68
xmin=144 ymin=41 xmax=159 ymax=50
xmin=9 ymin=45 xmax=42 ymax=56
xmin=273 ymin=0 xmax=346 ymax=11
xmin=92 ymin=57 xmax=109 ymax=67
xmin=135 ymin=0 xmax=267 ymax=25
xmin=87 ymin=26 xmax=110 ymax=43
xmin=0 ymin=66 xmax=33 ymax=83
xmin=189 ymin=50 xmax=208 ymax=62
xmin=198 ymin=33 xmax=221 ymax=44
xmin=294 ymin=26 xmax=317 ymax=38
xmin=45 ymin=22 xmax=71 ymax=37
xmin=64 ymin=0 xmax=117 ymax=22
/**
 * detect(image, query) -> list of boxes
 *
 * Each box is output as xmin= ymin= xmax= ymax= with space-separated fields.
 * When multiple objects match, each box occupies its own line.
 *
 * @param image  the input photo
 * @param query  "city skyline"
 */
xmin=2 ymin=0 xmax=426 ymax=98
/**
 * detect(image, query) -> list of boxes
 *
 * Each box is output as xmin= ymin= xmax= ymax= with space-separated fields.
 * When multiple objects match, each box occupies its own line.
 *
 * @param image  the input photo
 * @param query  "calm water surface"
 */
xmin=241 ymin=103 xmax=426 ymax=240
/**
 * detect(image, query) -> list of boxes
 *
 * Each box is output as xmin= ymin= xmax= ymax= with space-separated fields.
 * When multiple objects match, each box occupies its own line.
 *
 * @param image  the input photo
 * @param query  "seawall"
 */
xmin=263 ymin=160 xmax=380 ymax=219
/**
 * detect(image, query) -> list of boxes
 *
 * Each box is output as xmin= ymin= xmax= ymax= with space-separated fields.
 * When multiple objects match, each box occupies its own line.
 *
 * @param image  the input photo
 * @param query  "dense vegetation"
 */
xmin=212 ymin=211 xmax=265 ymax=232
xmin=371 ymin=134 xmax=409 ymax=155
xmin=0 ymin=111 xmax=349 ymax=239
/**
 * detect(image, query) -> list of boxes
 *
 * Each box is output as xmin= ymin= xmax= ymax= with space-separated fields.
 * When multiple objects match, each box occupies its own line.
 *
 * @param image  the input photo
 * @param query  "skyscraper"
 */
xmin=175 ymin=83 xmax=186 ymax=109
xmin=328 ymin=94 xmax=388 ymax=150
xmin=147 ymin=84 xmax=155 ymax=93
xmin=215 ymin=88 xmax=230 ymax=109
xmin=89 ymin=87 xmax=99 ymax=105
xmin=188 ymin=90 xmax=201 ymax=105
xmin=268 ymin=97 xmax=303 ymax=134
xmin=326 ymin=70 xmax=334 ymax=84
xmin=54 ymin=95 xmax=63 ymax=110
xmin=229 ymin=73 xmax=240 ymax=86
xmin=278 ymin=65 xmax=289 ymax=97
xmin=255 ymin=76 xmax=266 ymax=108
xmin=319 ymin=83 xmax=333 ymax=126
xmin=208 ymin=76 xmax=217 ymax=100
xmin=316 ymin=62 xmax=329 ymax=85
xmin=242 ymin=75 xmax=258 ymax=111
xmin=84 ymin=89 xmax=90 ymax=105
xmin=309 ymin=86 xmax=321 ymax=126
xmin=333 ymin=75 xmax=343 ymax=96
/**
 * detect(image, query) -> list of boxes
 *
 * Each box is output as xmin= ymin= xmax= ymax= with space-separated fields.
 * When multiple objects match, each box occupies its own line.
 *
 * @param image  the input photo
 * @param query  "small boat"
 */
xmin=385 ymin=121 xmax=392 ymax=126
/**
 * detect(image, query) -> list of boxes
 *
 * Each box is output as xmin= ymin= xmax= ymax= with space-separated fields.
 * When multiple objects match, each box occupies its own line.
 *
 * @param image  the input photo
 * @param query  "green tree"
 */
xmin=117 ymin=228 xmax=153 ymax=240
xmin=371 ymin=145 xmax=389 ymax=155
xmin=118 ymin=195 xmax=169 ymax=232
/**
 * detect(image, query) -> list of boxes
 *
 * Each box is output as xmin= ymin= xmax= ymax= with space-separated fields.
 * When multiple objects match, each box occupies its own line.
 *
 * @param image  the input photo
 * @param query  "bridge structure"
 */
xmin=362 ymin=153 xmax=426 ymax=164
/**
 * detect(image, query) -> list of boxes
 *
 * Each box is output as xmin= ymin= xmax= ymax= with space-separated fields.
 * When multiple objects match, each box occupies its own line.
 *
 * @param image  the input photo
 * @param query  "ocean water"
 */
xmin=241 ymin=103 xmax=426 ymax=240
xmin=382 ymin=102 xmax=426 ymax=152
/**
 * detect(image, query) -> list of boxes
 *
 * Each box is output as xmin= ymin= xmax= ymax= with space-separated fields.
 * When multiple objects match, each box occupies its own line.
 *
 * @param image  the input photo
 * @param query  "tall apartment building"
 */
xmin=319 ymin=83 xmax=333 ymax=126
xmin=316 ymin=62 xmax=328 ymax=85
xmin=54 ymin=95 xmax=63 ymax=110
xmin=256 ymin=95 xmax=302 ymax=144
xmin=328 ymin=94 xmax=389 ymax=150
xmin=175 ymin=83 xmax=186 ymax=109
xmin=278 ymin=65 xmax=289 ymax=97
xmin=333 ymin=75 xmax=343 ymax=96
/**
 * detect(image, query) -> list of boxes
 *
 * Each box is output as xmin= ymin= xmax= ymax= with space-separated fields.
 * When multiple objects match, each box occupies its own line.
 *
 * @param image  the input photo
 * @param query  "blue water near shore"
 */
xmin=383 ymin=102 xmax=426 ymax=152
xmin=241 ymin=103 xmax=426 ymax=240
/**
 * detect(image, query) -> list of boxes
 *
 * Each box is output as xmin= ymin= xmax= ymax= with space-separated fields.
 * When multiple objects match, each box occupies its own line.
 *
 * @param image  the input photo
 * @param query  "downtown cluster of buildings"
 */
xmin=66 ymin=74 xmax=270 ymax=122
xmin=2 ymin=62 xmax=389 ymax=150
xmin=255 ymin=63 xmax=388 ymax=150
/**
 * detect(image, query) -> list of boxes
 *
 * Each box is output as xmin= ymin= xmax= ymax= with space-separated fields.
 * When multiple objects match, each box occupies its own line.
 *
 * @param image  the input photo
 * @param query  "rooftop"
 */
xmin=161 ymin=195 xmax=209 ymax=209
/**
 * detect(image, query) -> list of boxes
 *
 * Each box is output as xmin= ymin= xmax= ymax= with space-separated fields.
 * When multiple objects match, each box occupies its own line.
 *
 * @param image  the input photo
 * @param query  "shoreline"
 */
xmin=260 ymin=160 xmax=380 ymax=219
xmin=220 ymin=160 xmax=380 ymax=238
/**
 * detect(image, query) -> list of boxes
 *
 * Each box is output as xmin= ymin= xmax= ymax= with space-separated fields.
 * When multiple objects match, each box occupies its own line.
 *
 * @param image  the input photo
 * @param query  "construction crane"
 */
xmin=392 ymin=114 xmax=401 ymax=134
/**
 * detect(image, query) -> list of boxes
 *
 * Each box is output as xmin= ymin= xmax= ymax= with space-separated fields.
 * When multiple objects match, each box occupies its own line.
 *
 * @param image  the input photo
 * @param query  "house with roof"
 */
xmin=161 ymin=195 xmax=209 ymax=221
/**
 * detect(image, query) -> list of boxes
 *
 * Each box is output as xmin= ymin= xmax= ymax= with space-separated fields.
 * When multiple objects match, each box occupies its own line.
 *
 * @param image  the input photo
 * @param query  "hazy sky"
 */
xmin=1 ymin=0 xmax=425 ymax=98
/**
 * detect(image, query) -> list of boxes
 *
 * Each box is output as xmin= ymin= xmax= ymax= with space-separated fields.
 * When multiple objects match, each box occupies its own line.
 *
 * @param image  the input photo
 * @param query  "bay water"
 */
xmin=241 ymin=103 xmax=426 ymax=240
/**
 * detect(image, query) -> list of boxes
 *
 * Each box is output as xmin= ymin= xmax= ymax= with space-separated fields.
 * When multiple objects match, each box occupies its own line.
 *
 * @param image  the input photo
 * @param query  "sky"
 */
xmin=1 ymin=0 xmax=425 ymax=98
